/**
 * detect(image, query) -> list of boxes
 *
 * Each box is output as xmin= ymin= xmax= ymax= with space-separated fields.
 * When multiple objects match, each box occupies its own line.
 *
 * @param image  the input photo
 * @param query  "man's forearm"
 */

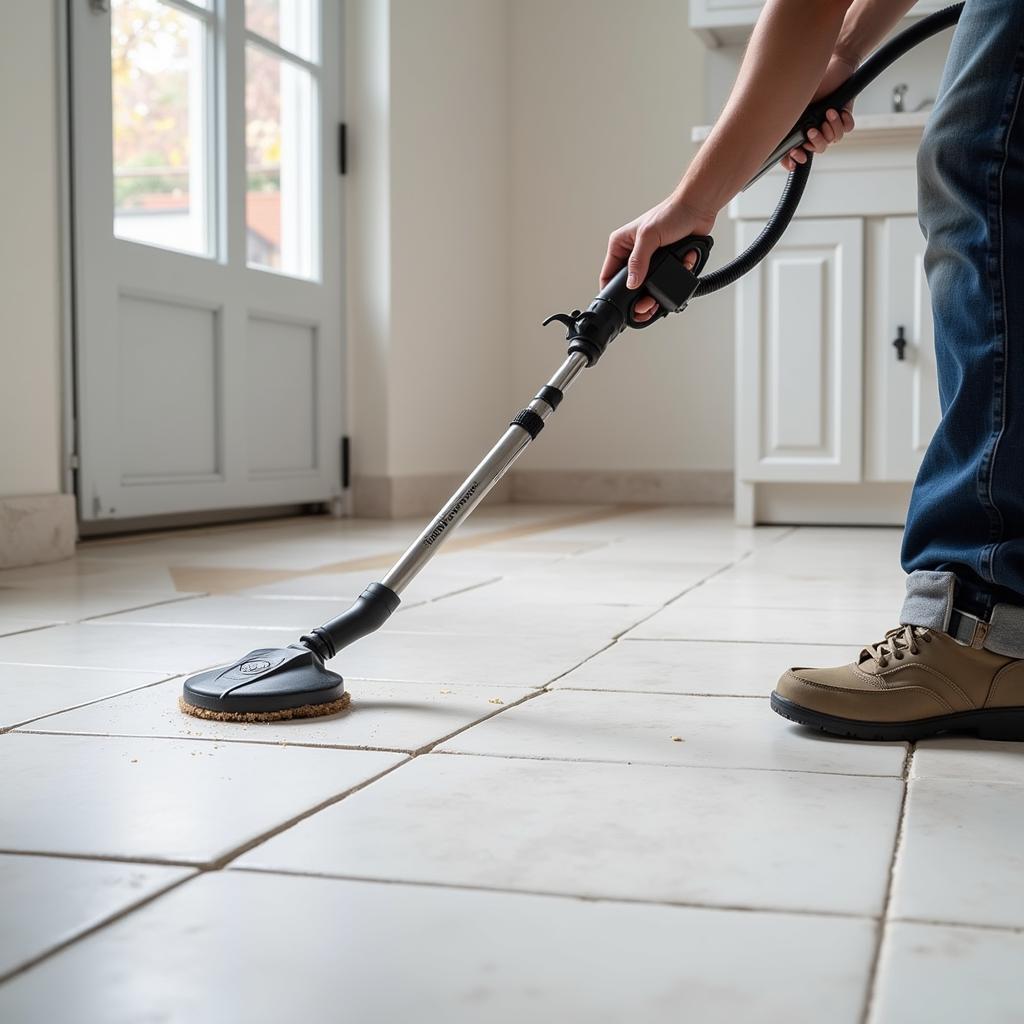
xmin=677 ymin=0 xmax=921 ymax=216
xmin=835 ymin=0 xmax=920 ymax=63
xmin=677 ymin=0 xmax=855 ymax=215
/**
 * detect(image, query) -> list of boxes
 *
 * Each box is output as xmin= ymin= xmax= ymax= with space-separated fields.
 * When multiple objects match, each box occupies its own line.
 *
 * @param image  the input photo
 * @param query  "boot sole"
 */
xmin=770 ymin=692 xmax=1024 ymax=742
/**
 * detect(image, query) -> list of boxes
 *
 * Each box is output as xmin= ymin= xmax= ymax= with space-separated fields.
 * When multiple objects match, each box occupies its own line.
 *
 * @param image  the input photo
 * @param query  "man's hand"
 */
xmin=781 ymin=52 xmax=857 ymax=169
xmin=600 ymin=194 xmax=716 ymax=323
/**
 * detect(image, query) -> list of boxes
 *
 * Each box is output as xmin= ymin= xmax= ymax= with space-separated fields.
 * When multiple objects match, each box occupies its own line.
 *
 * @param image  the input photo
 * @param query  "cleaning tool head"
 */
xmin=180 ymin=644 xmax=347 ymax=722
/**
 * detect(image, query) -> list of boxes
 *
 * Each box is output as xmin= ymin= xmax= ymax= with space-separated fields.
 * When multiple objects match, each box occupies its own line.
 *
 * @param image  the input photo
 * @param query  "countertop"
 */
xmin=691 ymin=110 xmax=930 ymax=144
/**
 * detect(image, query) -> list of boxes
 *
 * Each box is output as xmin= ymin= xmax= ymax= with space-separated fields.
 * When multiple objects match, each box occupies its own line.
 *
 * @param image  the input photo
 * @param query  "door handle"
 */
xmin=893 ymin=325 xmax=907 ymax=361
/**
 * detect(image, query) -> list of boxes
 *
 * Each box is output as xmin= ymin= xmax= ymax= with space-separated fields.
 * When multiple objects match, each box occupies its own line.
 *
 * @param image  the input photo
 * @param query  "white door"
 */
xmin=70 ymin=0 xmax=343 ymax=522
xmin=864 ymin=216 xmax=940 ymax=481
xmin=736 ymin=217 xmax=864 ymax=483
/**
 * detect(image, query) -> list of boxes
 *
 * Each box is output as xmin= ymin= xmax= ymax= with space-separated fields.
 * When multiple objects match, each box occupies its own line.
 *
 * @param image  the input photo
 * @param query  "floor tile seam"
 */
xmin=80 ymin=620 xmax=319 ymax=632
xmin=73 ymin=592 xmax=214 ymax=625
xmin=551 ymin=685 xmax=769 ymax=699
xmin=207 ymin=690 xmax=556 ymax=872
xmin=428 ymin=747 xmax=906 ymax=780
xmin=625 ymin=637 xmax=857 ymax=647
xmin=347 ymin=678 xmax=540 ymax=691
xmin=245 ymin=575 xmax=502 ymax=608
xmin=8 ymin=727 xmax=417 ymax=756
xmin=611 ymin=549 xmax=760 ymax=641
xmin=204 ymin=754 xmax=417 ymax=872
xmin=404 ymin=687 xmax=553 ymax=756
xmin=0 ymin=848 xmax=200 ymax=868
xmin=903 ymin=774 xmax=1024 ymax=790
xmin=0 ymin=659 xmax=222 ymax=674
xmin=861 ymin=743 xmax=915 ymax=1024
xmin=537 ymin=639 xmax=617 ymax=689
xmin=0 ymin=624 xmax=60 ymax=642
xmin=1 ymin=674 xmax=185 ymax=734
xmin=0 ymin=870 xmax=198 ymax=987
xmin=887 ymin=914 xmax=1024 ymax=935
xmin=76 ymin=618 xmax=639 ymax=641
xmin=227 ymin=865 xmax=880 ymax=922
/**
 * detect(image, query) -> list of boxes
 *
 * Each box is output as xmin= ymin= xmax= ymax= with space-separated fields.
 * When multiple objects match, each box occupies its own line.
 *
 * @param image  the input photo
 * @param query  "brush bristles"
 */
xmin=177 ymin=692 xmax=351 ymax=723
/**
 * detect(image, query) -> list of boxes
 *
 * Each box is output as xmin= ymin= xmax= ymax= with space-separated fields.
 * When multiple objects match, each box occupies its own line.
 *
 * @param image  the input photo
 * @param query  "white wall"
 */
xmin=704 ymin=28 xmax=954 ymax=121
xmin=0 ymin=0 xmax=63 ymax=498
xmin=507 ymin=0 xmax=734 ymax=480
xmin=345 ymin=0 xmax=511 ymax=512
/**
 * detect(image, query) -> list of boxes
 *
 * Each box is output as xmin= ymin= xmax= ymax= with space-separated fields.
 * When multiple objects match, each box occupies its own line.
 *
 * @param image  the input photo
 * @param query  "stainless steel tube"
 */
xmin=380 ymin=352 xmax=588 ymax=596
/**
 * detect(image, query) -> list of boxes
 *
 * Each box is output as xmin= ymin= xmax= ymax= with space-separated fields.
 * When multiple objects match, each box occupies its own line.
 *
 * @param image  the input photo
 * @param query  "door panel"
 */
xmin=71 ymin=0 xmax=342 ymax=522
xmin=736 ymin=217 xmax=864 ymax=483
xmin=864 ymin=216 xmax=940 ymax=482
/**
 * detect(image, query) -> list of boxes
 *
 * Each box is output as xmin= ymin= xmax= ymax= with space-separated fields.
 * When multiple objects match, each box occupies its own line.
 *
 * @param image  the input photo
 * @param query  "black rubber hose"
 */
xmin=690 ymin=2 xmax=963 ymax=300
xmin=693 ymin=156 xmax=812 ymax=298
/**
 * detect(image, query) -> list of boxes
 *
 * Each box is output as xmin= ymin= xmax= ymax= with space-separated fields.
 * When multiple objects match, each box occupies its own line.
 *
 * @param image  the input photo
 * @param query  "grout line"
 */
xmin=0 ymin=623 xmax=61 ymax=641
xmin=10 ymin=727 xmax=416 ymax=756
xmin=0 ymin=848 xmax=199 ymax=868
xmin=887 ymin=915 xmax=1024 ymax=935
xmin=552 ymin=685 xmax=770 ymax=698
xmin=627 ymin=636 xmax=858 ymax=647
xmin=0 ymin=869 xmax=198 ymax=986
xmin=201 ymin=756 xmax=417 ymax=871
xmin=406 ymin=688 xmax=552 ymax=756
xmin=429 ymin=747 xmax=907 ymax=780
xmin=1 ymin=674 xmax=184 ymax=734
xmin=206 ymin=692 xmax=558 ymax=870
xmin=76 ymin=591 xmax=214 ymax=625
xmin=228 ymin=865 xmax=876 ymax=923
xmin=607 ymin=549 xmax=759 ymax=640
xmin=541 ymin=639 xmax=617 ymax=688
xmin=861 ymin=742 xmax=916 ymax=1024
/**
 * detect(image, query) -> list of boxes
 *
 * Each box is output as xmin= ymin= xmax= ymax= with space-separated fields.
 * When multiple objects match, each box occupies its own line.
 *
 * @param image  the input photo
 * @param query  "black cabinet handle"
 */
xmin=893 ymin=326 xmax=907 ymax=361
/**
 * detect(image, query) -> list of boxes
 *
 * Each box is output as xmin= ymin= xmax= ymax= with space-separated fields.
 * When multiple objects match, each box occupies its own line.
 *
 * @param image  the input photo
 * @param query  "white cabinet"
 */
xmin=865 ymin=216 xmax=941 ymax=482
xmin=690 ymin=1 xmax=951 ymax=47
xmin=728 ymin=120 xmax=941 ymax=525
xmin=736 ymin=218 xmax=863 ymax=483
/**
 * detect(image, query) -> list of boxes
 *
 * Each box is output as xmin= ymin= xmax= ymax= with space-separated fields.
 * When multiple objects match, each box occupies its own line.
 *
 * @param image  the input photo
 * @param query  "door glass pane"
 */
xmin=245 ymin=0 xmax=317 ymax=61
xmin=111 ymin=0 xmax=211 ymax=256
xmin=246 ymin=45 xmax=317 ymax=279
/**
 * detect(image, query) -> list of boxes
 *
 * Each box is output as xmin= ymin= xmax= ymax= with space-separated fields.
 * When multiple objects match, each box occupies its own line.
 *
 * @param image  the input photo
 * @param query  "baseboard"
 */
xmin=0 ymin=493 xmax=77 ymax=569
xmin=352 ymin=469 xmax=730 ymax=518
xmin=751 ymin=482 xmax=913 ymax=526
xmin=509 ymin=469 xmax=733 ymax=506
xmin=352 ymin=474 xmax=513 ymax=519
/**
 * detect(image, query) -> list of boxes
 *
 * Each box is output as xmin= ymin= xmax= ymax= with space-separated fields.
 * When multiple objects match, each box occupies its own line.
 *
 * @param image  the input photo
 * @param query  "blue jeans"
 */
xmin=901 ymin=0 xmax=1024 ymax=630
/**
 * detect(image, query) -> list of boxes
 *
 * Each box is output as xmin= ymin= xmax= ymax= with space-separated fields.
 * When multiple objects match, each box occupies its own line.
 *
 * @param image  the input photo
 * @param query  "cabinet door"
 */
xmin=865 ymin=217 xmax=940 ymax=481
xmin=736 ymin=218 xmax=864 ymax=483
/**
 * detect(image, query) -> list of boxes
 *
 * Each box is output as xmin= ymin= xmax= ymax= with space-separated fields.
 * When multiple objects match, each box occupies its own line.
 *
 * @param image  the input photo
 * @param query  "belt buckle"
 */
xmin=950 ymin=608 xmax=989 ymax=649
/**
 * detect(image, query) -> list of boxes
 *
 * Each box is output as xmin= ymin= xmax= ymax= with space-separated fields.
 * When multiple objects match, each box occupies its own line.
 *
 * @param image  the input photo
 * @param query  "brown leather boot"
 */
xmin=771 ymin=625 xmax=1024 ymax=741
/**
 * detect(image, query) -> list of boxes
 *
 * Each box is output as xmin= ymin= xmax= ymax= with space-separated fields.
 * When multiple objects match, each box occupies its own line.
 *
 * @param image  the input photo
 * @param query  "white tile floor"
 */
xmin=0 ymin=505 xmax=1019 ymax=1022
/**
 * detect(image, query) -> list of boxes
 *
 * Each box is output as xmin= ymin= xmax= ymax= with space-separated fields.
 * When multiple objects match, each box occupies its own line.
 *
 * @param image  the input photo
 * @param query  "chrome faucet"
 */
xmin=892 ymin=83 xmax=909 ymax=113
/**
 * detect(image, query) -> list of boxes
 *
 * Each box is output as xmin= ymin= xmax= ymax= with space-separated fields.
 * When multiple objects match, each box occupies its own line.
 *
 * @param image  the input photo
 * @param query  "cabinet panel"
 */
xmin=736 ymin=218 xmax=863 ymax=483
xmin=865 ymin=216 xmax=940 ymax=481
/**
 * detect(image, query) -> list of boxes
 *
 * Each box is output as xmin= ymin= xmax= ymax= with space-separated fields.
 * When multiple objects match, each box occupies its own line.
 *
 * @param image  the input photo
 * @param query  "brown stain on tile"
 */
xmin=168 ymin=567 xmax=304 ymax=595
xmin=166 ymin=505 xmax=648 ymax=595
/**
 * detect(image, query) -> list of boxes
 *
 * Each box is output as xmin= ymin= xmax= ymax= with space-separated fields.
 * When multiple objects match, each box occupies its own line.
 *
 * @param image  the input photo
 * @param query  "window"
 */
xmin=245 ymin=0 xmax=319 ymax=279
xmin=111 ymin=0 xmax=214 ymax=257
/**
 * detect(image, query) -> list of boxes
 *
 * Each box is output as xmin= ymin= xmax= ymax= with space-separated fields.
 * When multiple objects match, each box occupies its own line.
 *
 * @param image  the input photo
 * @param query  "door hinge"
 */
xmin=338 ymin=122 xmax=347 ymax=175
xmin=340 ymin=435 xmax=350 ymax=489
xmin=68 ymin=453 xmax=80 ymax=471
xmin=89 ymin=0 xmax=111 ymax=12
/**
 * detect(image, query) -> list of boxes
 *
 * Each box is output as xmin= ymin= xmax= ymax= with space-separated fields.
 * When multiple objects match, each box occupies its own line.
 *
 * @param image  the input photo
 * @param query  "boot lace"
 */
xmin=861 ymin=624 xmax=932 ymax=669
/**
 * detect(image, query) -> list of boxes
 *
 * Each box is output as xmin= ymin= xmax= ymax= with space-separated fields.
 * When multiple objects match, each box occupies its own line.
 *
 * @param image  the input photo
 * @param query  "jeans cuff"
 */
xmin=900 ymin=569 xmax=1024 ymax=657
